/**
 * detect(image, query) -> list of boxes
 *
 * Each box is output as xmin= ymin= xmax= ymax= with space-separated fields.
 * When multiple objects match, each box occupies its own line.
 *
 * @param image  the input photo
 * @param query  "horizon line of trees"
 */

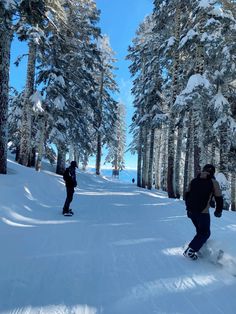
xmin=0 ymin=0 xmax=126 ymax=176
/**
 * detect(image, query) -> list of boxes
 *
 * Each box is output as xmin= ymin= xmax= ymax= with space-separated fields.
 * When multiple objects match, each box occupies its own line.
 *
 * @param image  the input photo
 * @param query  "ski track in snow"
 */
xmin=0 ymin=160 xmax=236 ymax=314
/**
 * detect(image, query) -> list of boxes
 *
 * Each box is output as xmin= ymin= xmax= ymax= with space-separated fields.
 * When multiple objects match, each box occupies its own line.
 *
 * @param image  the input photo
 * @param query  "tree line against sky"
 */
xmin=127 ymin=0 xmax=236 ymax=209
xmin=0 ymin=0 xmax=126 ymax=176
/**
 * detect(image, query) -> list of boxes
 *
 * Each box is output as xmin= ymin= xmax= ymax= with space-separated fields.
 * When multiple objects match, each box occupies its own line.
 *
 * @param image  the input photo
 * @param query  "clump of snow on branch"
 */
xmin=179 ymin=29 xmax=198 ymax=48
xmin=216 ymin=173 xmax=231 ymax=210
xmin=30 ymin=91 xmax=44 ymax=113
xmin=2 ymin=0 xmax=14 ymax=10
xmin=184 ymin=74 xmax=211 ymax=93
xmin=54 ymin=95 xmax=66 ymax=110
xmin=211 ymin=92 xmax=236 ymax=136
xmin=212 ymin=92 xmax=230 ymax=115
xmin=49 ymin=73 xmax=66 ymax=88
xmin=198 ymin=0 xmax=214 ymax=9
xmin=167 ymin=36 xmax=175 ymax=48
xmin=174 ymin=74 xmax=211 ymax=109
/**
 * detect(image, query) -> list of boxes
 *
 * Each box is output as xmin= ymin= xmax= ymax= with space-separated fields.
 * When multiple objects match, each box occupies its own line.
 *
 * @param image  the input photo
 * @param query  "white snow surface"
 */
xmin=0 ymin=159 xmax=236 ymax=314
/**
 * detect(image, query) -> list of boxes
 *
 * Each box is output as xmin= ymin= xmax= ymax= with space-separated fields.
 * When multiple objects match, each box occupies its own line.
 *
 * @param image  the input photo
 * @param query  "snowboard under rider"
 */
xmin=62 ymin=161 xmax=78 ymax=215
xmin=183 ymin=164 xmax=223 ymax=260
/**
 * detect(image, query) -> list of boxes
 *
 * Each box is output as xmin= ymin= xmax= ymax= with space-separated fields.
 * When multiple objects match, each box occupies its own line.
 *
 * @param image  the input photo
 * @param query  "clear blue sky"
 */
xmin=95 ymin=0 xmax=153 ymax=168
xmin=10 ymin=0 xmax=154 ymax=169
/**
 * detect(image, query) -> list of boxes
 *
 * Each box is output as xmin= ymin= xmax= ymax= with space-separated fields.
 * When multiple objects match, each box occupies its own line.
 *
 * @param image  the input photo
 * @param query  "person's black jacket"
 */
xmin=63 ymin=166 xmax=77 ymax=188
xmin=185 ymin=171 xmax=223 ymax=216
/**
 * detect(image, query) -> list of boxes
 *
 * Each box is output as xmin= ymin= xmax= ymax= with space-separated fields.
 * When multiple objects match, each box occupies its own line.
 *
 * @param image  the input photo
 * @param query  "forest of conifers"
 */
xmin=0 ymin=0 xmax=126 ymax=177
xmin=128 ymin=0 xmax=236 ymax=209
xmin=0 ymin=0 xmax=235 ymax=209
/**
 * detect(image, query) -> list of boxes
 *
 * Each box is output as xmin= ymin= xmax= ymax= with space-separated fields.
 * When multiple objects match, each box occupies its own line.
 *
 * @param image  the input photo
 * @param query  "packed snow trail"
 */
xmin=0 ymin=160 xmax=236 ymax=314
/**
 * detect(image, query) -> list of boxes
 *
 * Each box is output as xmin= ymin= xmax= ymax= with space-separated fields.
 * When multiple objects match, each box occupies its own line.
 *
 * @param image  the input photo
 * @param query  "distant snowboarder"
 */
xmin=132 ymin=178 xmax=135 ymax=184
xmin=62 ymin=161 xmax=78 ymax=216
xmin=183 ymin=164 xmax=223 ymax=260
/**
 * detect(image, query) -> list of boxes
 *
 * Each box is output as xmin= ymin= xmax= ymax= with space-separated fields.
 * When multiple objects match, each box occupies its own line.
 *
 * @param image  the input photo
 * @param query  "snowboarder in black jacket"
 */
xmin=62 ymin=161 xmax=78 ymax=215
xmin=183 ymin=164 xmax=223 ymax=260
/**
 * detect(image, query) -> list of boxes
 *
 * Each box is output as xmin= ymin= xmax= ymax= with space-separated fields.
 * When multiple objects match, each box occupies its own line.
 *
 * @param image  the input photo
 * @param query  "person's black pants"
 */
xmin=188 ymin=212 xmax=211 ymax=252
xmin=63 ymin=186 xmax=74 ymax=213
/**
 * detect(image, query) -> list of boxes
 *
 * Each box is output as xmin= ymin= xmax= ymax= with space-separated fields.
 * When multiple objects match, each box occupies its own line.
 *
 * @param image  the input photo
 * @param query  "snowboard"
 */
xmin=63 ymin=209 xmax=74 ymax=216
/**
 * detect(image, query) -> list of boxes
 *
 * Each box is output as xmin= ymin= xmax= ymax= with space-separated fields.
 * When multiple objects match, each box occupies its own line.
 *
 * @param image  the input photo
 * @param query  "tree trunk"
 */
xmin=193 ymin=109 xmax=202 ymax=177
xmin=28 ymin=147 xmax=36 ymax=167
xmin=96 ymin=133 xmax=102 ymax=175
xmin=229 ymin=146 xmax=236 ymax=210
xmin=74 ymin=146 xmax=80 ymax=165
xmin=231 ymin=171 xmax=236 ymax=211
xmin=95 ymin=69 xmax=104 ymax=176
xmin=167 ymin=2 xmax=181 ymax=198
xmin=137 ymin=125 xmax=143 ymax=187
xmin=154 ymin=128 xmax=162 ymax=190
xmin=69 ymin=144 xmax=74 ymax=162
xmin=174 ymin=114 xmax=184 ymax=198
xmin=210 ymin=140 xmax=216 ymax=165
xmin=56 ymin=146 xmax=66 ymax=175
xmin=183 ymin=111 xmax=193 ymax=199
xmin=15 ymin=145 xmax=20 ymax=162
xmin=141 ymin=125 xmax=148 ymax=188
xmin=193 ymin=13 xmax=205 ymax=176
xmin=161 ymin=124 xmax=168 ymax=191
xmin=19 ymin=42 xmax=37 ymax=166
xmin=167 ymin=113 xmax=176 ymax=198
xmin=35 ymin=115 xmax=46 ymax=171
xmin=219 ymin=122 xmax=229 ymax=177
xmin=82 ymin=152 xmax=88 ymax=171
xmin=0 ymin=11 xmax=13 ymax=174
xmin=147 ymin=128 xmax=155 ymax=190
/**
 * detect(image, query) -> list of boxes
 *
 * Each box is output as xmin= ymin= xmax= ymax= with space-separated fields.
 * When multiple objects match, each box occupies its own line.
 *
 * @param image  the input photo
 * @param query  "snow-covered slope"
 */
xmin=0 ymin=159 xmax=236 ymax=314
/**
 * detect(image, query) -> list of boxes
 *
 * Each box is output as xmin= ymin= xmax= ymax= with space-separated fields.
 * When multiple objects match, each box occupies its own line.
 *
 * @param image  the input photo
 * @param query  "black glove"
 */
xmin=214 ymin=210 xmax=222 ymax=218
xmin=209 ymin=199 xmax=215 ymax=208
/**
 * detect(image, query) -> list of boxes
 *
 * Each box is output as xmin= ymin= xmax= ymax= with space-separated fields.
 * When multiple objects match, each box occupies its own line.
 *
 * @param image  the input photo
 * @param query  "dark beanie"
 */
xmin=70 ymin=161 xmax=78 ymax=168
xmin=202 ymin=164 xmax=215 ymax=176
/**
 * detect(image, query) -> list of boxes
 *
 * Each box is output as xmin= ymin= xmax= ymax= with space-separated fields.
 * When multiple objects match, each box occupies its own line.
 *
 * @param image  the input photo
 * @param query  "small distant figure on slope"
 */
xmin=62 ymin=161 xmax=78 ymax=216
xmin=132 ymin=178 xmax=135 ymax=184
xmin=183 ymin=164 xmax=223 ymax=260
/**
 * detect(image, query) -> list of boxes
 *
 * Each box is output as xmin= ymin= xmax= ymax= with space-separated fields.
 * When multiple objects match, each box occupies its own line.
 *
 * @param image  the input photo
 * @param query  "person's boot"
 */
xmin=63 ymin=208 xmax=72 ymax=216
xmin=183 ymin=247 xmax=198 ymax=260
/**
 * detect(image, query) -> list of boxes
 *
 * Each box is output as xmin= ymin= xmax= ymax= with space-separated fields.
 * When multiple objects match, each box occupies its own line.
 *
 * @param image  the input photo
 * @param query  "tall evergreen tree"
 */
xmin=0 ymin=0 xmax=14 ymax=174
xmin=105 ymin=102 xmax=126 ymax=172
xmin=94 ymin=35 xmax=119 ymax=175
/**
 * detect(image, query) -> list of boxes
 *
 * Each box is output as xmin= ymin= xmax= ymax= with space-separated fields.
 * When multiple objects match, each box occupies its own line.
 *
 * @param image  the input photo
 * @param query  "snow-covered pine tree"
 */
xmin=94 ymin=35 xmax=119 ymax=175
xmin=18 ymin=40 xmax=37 ymax=166
xmin=17 ymin=1 xmax=44 ymax=166
xmin=105 ymin=102 xmax=126 ymax=173
xmin=128 ymin=0 xmax=235 ymax=202
xmin=8 ymin=89 xmax=24 ymax=162
xmin=37 ymin=0 xmax=101 ymax=173
xmin=17 ymin=0 xmax=65 ymax=167
xmin=173 ymin=0 xmax=236 ymax=204
xmin=166 ymin=1 xmax=180 ymax=198
xmin=127 ymin=13 xmax=165 ymax=188
xmin=29 ymin=90 xmax=45 ymax=171
xmin=173 ymin=1 xmax=215 ymax=178
xmin=0 ymin=0 xmax=14 ymax=174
